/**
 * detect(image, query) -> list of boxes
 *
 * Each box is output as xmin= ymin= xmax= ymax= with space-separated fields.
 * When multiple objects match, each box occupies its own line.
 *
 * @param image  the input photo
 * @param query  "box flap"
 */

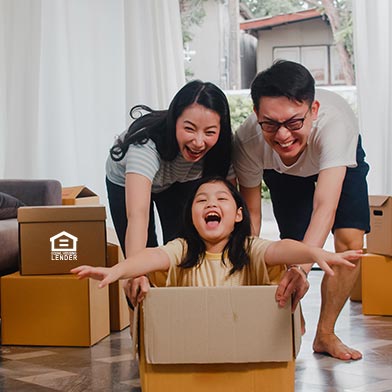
xmin=62 ymin=186 xmax=97 ymax=200
xmin=142 ymin=286 xmax=297 ymax=364
xmin=369 ymin=195 xmax=390 ymax=208
xmin=293 ymin=304 xmax=302 ymax=358
xmin=18 ymin=205 xmax=106 ymax=222
xmin=132 ymin=304 xmax=140 ymax=360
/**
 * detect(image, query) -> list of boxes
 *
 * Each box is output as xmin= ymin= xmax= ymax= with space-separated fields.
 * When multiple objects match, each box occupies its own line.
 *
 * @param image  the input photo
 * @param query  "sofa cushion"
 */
xmin=0 ymin=192 xmax=25 ymax=220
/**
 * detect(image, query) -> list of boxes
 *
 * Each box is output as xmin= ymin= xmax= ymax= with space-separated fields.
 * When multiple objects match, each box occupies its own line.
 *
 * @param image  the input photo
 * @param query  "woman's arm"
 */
xmin=71 ymin=247 xmax=170 ymax=288
xmin=124 ymin=173 xmax=153 ymax=256
xmin=239 ymin=184 xmax=262 ymax=236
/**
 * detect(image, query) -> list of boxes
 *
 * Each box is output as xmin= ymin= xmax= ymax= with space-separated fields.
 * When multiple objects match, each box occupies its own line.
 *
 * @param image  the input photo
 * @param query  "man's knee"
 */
xmin=334 ymin=228 xmax=365 ymax=252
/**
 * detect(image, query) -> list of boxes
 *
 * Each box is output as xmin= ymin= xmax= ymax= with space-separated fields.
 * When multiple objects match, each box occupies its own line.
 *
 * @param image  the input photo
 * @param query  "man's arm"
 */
xmin=239 ymin=184 xmax=262 ymax=236
xmin=300 ymin=166 xmax=347 ymax=273
xmin=275 ymin=166 xmax=346 ymax=310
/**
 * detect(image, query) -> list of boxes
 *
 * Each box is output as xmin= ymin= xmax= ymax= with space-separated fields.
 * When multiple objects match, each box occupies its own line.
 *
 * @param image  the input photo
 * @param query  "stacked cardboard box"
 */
xmin=361 ymin=195 xmax=392 ymax=315
xmin=106 ymin=227 xmax=130 ymax=331
xmin=1 ymin=202 xmax=110 ymax=347
xmin=1 ymin=273 xmax=109 ymax=346
xmin=134 ymin=286 xmax=301 ymax=392
xmin=362 ymin=253 xmax=392 ymax=316
xmin=62 ymin=185 xmax=100 ymax=206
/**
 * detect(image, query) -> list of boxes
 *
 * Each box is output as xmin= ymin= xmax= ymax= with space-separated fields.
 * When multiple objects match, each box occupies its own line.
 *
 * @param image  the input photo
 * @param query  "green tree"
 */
xmin=240 ymin=0 xmax=307 ymax=17
xmin=179 ymin=0 xmax=208 ymax=80
xmin=306 ymin=0 xmax=354 ymax=84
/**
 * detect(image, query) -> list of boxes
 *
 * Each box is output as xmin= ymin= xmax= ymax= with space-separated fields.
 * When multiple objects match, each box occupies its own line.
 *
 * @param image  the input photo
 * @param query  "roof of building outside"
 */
xmin=240 ymin=8 xmax=325 ymax=32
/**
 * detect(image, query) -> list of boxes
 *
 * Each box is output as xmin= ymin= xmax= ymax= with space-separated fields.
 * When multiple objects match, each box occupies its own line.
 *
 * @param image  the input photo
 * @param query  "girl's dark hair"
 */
xmin=251 ymin=60 xmax=315 ymax=111
xmin=110 ymin=80 xmax=232 ymax=177
xmin=179 ymin=176 xmax=252 ymax=275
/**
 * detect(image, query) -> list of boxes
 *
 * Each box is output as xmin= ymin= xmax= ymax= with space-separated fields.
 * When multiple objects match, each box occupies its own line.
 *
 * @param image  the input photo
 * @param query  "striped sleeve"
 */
xmin=125 ymin=139 xmax=161 ymax=182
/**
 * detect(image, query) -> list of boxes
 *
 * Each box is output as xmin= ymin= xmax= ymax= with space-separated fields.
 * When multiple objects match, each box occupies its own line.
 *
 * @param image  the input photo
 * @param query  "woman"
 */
xmin=105 ymin=80 xmax=233 ymax=304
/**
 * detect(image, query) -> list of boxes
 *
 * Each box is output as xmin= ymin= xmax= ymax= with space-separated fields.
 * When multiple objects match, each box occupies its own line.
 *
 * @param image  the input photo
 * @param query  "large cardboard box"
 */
xmin=62 ymin=185 xmax=100 ymax=205
xmin=1 ymin=272 xmax=110 ymax=346
xmin=135 ymin=286 xmax=301 ymax=392
xmin=107 ymin=242 xmax=130 ymax=331
xmin=362 ymin=253 xmax=392 ymax=316
xmin=367 ymin=195 xmax=392 ymax=256
xmin=349 ymin=260 xmax=362 ymax=302
xmin=18 ymin=205 xmax=107 ymax=275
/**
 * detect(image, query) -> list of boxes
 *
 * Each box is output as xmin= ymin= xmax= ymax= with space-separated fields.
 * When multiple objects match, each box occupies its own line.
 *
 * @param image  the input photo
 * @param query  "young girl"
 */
xmin=105 ymin=80 xmax=233 ymax=303
xmin=72 ymin=177 xmax=361 ymax=301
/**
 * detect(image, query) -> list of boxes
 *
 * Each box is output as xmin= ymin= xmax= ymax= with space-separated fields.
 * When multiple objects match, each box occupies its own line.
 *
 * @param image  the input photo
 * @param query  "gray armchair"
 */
xmin=0 ymin=179 xmax=62 ymax=275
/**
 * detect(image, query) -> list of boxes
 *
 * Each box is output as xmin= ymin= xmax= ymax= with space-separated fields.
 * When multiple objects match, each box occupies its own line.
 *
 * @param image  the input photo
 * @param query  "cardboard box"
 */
xmin=1 ymin=272 xmax=110 ymax=346
xmin=107 ymin=242 xmax=130 ymax=331
xmin=62 ymin=185 xmax=100 ymax=205
xmin=18 ymin=205 xmax=107 ymax=275
xmin=350 ymin=260 xmax=362 ymax=302
xmin=367 ymin=195 xmax=392 ymax=256
xmin=362 ymin=253 xmax=392 ymax=316
xmin=135 ymin=286 xmax=301 ymax=392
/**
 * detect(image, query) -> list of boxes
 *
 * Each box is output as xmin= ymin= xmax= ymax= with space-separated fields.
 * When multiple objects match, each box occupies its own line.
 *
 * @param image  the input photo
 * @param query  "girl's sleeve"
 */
xmin=148 ymin=239 xmax=187 ymax=287
xmin=248 ymin=237 xmax=286 ymax=284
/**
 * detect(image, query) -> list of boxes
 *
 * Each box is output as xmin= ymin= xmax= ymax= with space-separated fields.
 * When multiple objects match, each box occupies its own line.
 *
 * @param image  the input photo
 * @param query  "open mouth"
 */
xmin=205 ymin=213 xmax=221 ymax=227
xmin=278 ymin=140 xmax=295 ymax=148
xmin=186 ymin=146 xmax=204 ymax=159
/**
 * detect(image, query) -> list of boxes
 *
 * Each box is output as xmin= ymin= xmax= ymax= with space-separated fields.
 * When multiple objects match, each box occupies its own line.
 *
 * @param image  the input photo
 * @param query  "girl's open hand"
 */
xmin=315 ymin=249 xmax=362 ymax=276
xmin=71 ymin=265 xmax=118 ymax=288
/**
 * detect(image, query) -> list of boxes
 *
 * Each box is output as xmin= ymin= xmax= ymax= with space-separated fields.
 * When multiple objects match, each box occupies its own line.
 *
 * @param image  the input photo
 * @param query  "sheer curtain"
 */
xmin=353 ymin=0 xmax=392 ymax=194
xmin=0 ymin=0 xmax=185 ymax=207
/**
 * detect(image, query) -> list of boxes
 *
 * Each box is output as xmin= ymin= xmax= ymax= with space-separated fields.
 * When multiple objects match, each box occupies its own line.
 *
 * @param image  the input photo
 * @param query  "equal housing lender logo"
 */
xmin=50 ymin=231 xmax=78 ymax=261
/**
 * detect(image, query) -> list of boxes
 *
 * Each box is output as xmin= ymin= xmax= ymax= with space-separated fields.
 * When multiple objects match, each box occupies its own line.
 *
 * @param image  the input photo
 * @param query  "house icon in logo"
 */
xmin=50 ymin=231 xmax=78 ymax=252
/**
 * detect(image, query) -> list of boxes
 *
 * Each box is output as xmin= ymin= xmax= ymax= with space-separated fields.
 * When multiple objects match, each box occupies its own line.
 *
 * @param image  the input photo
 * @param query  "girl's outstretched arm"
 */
xmin=71 ymin=247 xmax=170 ymax=288
xmin=264 ymin=239 xmax=362 ymax=276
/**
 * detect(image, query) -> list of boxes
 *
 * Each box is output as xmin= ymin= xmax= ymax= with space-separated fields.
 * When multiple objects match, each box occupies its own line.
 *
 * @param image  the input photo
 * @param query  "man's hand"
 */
xmin=275 ymin=267 xmax=310 ymax=311
xmin=122 ymin=276 xmax=150 ymax=307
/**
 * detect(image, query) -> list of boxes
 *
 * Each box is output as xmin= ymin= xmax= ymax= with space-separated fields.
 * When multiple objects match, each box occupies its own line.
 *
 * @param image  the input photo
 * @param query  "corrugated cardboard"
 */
xmin=62 ymin=185 xmax=100 ymax=205
xmin=367 ymin=195 xmax=392 ymax=256
xmin=350 ymin=259 xmax=362 ymax=302
xmin=1 ymin=272 xmax=110 ymax=346
xmin=136 ymin=286 xmax=301 ymax=392
xmin=362 ymin=253 xmax=392 ymax=316
xmin=107 ymin=242 xmax=130 ymax=331
xmin=18 ymin=205 xmax=107 ymax=275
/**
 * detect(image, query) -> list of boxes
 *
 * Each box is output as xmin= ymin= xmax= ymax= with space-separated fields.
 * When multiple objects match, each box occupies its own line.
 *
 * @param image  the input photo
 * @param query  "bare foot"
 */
xmin=313 ymin=333 xmax=362 ymax=360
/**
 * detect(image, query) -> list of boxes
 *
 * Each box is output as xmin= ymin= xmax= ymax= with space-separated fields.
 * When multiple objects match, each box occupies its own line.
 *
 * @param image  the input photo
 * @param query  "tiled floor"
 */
xmin=1 ymin=202 xmax=391 ymax=391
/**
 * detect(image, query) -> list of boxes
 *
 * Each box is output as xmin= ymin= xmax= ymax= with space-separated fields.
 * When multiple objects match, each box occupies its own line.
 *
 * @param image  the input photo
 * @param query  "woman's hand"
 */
xmin=275 ymin=266 xmax=309 ymax=311
xmin=123 ymin=276 xmax=151 ymax=307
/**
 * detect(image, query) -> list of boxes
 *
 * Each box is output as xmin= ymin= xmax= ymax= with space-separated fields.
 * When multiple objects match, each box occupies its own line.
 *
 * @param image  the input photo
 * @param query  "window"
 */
xmin=273 ymin=45 xmax=345 ymax=85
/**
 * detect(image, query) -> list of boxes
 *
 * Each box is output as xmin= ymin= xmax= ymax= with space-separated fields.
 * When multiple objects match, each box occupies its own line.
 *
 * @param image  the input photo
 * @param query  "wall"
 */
xmin=256 ymin=18 xmax=333 ymax=71
xmin=186 ymin=1 xmax=225 ymax=87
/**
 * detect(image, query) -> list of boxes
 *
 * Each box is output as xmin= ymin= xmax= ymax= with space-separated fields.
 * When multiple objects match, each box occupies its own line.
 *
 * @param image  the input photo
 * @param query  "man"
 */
xmin=234 ymin=60 xmax=370 ymax=360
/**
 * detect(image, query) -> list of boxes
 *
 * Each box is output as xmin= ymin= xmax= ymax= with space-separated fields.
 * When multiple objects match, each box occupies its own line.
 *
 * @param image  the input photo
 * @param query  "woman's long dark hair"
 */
xmin=179 ymin=177 xmax=252 ymax=275
xmin=110 ymin=80 xmax=232 ymax=177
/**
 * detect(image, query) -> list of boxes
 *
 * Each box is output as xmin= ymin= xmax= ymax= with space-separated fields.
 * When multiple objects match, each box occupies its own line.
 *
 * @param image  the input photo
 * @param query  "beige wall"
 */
xmin=256 ymin=19 xmax=334 ymax=71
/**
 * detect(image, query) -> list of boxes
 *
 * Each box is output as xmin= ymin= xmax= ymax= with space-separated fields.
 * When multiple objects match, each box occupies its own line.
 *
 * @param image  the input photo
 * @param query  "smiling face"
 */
xmin=191 ymin=181 xmax=243 ymax=253
xmin=176 ymin=103 xmax=221 ymax=162
xmin=255 ymin=96 xmax=319 ymax=166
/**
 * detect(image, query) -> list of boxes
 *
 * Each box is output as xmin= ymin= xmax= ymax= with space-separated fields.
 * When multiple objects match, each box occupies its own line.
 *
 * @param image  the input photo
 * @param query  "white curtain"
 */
xmin=0 ymin=0 xmax=185 ymax=207
xmin=353 ymin=0 xmax=392 ymax=194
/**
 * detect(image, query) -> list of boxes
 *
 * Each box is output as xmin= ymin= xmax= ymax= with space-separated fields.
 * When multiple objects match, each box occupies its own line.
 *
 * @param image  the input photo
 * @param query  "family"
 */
xmin=72 ymin=60 xmax=370 ymax=362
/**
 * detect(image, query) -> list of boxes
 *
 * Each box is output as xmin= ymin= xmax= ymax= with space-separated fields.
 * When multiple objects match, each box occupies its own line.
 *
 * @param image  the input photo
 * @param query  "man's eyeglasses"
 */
xmin=259 ymin=107 xmax=311 ymax=134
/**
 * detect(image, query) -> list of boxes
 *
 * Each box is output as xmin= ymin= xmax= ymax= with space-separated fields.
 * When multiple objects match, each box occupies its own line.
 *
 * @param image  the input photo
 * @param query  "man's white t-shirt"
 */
xmin=233 ymin=88 xmax=359 ymax=188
